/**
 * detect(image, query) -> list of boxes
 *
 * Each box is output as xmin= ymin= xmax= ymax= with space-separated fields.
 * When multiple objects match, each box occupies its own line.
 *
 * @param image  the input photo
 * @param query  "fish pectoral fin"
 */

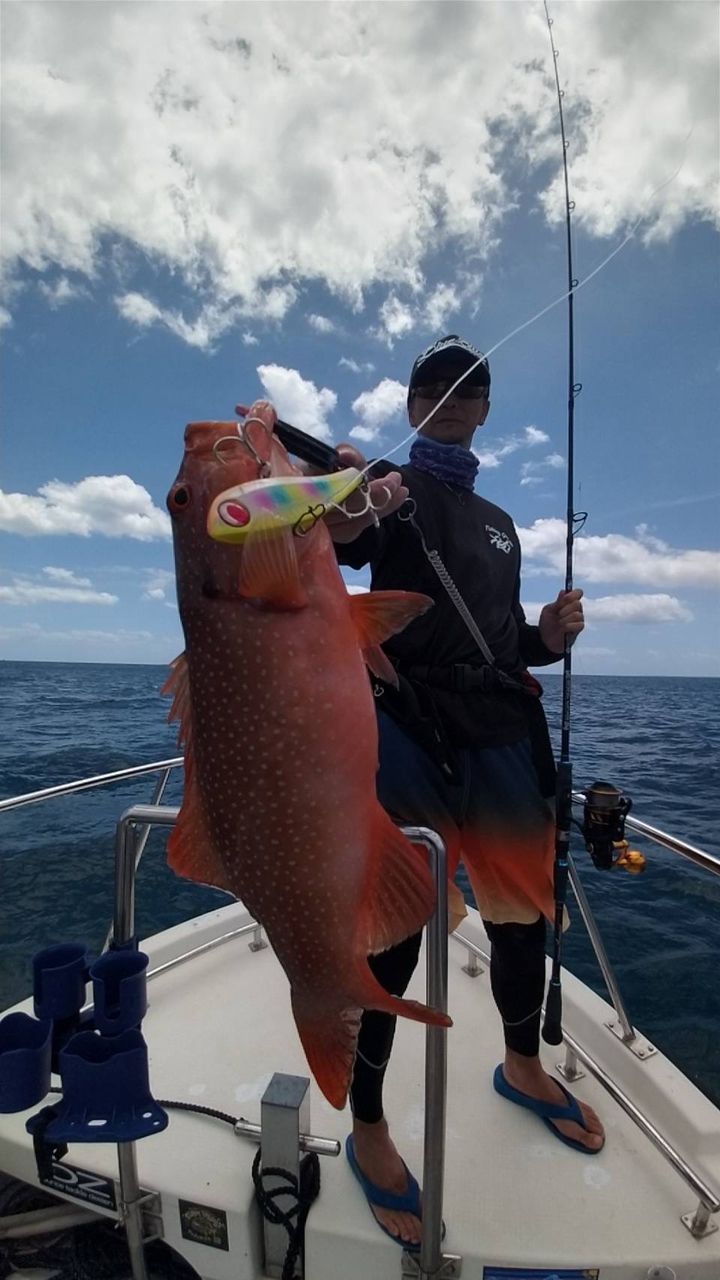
xmin=359 ymin=809 xmax=438 ymax=955
xmin=291 ymin=993 xmax=361 ymax=1110
xmin=348 ymin=589 xmax=434 ymax=647
xmin=239 ymin=528 xmax=307 ymax=607
xmin=161 ymin=653 xmax=232 ymax=893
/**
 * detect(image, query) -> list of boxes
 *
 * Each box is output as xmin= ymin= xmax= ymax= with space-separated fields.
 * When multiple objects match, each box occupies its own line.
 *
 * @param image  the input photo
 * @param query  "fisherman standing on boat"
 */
xmin=329 ymin=335 xmax=604 ymax=1249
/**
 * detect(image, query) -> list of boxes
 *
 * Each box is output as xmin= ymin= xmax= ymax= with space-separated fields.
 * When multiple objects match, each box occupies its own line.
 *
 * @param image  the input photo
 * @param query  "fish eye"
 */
xmin=168 ymin=484 xmax=191 ymax=512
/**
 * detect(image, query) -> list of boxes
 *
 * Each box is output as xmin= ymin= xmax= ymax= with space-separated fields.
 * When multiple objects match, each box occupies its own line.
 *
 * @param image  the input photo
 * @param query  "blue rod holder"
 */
xmin=90 ymin=950 xmax=148 ymax=1035
xmin=0 ymin=1013 xmax=52 ymax=1114
xmin=36 ymin=1028 xmax=168 ymax=1143
xmin=33 ymin=943 xmax=89 ymax=1022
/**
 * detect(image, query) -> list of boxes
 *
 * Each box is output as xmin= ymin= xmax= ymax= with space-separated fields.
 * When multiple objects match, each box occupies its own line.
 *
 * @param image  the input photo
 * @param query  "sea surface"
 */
xmin=1 ymin=662 xmax=719 ymax=1108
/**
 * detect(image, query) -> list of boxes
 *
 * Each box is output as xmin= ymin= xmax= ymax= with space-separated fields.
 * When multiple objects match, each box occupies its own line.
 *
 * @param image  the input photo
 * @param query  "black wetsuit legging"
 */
xmin=350 ymin=915 xmax=546 ymax=1124
xmin=350 ymin=709 xmax=553 ymax=1125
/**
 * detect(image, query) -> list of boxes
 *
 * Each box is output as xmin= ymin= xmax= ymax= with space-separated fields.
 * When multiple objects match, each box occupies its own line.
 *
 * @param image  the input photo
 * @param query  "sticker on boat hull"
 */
xmin=179 ymin=1199 xmax=229 ymax=1251
xmin=483 ymin=1270 xmax=599 ymax=1280
xmin=40 ymin=1159 xmax=117 ymax=1211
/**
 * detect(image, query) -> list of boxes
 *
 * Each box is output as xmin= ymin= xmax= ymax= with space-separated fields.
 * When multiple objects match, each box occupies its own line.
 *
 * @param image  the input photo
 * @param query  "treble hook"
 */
xmin=212 ymin=417 xmax=272 ymax=477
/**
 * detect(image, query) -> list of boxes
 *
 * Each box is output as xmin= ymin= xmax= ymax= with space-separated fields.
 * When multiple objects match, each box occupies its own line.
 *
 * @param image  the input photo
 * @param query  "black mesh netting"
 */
xmin=0 ymin=1174 xmax=200 ymax=1280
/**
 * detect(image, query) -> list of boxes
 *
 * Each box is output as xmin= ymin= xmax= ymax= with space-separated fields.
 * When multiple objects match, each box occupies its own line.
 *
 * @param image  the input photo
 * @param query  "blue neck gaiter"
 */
xmin=409 ymin=435 xmax=479 ymax=491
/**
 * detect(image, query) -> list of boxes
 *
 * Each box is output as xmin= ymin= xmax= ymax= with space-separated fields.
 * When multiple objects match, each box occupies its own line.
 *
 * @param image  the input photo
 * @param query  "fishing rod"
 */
xmin=540 ymin=4 xmax=645 ymax=1044
xmin=540 ymin=0 xmax=581 ymax=1046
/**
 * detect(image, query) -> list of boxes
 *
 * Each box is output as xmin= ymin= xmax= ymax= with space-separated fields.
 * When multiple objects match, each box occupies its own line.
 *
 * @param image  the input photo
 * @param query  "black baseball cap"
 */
xmin=408 ymin=334 xmax=491 ymax=398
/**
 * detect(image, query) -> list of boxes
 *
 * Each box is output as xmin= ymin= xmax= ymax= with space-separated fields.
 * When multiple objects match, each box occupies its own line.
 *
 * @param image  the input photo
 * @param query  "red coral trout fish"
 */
xmin=163 ymin=400 xmax=451 ymax=1108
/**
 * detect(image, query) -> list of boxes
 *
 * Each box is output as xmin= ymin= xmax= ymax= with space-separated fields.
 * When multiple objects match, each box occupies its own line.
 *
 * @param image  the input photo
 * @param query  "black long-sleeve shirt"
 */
xmin=337 ymin=463 xmax=561 ymax=751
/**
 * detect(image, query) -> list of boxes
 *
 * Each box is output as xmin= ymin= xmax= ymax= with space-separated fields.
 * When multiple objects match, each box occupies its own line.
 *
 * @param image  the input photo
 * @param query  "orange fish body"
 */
xmin=164 ymin=402 xmax=450 ymax=1107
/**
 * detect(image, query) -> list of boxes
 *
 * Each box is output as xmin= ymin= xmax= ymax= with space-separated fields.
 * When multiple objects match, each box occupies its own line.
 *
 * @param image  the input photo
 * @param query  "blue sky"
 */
xmin=1 ymin=0 xmax=718 ymax=676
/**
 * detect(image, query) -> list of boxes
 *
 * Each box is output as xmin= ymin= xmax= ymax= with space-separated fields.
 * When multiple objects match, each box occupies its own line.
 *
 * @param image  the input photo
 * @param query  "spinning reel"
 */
xmin=579 ymin=781 xmax=646 ymax=873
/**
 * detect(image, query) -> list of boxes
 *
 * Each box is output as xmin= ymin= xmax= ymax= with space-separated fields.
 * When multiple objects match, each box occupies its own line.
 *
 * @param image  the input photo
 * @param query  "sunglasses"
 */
xmin=412 ymin=379 xmax=488 ymax=401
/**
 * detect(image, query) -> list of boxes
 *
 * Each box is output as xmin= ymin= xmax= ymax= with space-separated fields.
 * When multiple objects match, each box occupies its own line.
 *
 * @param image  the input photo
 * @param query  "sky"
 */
xmin=1 ymin=0 xmax=718 ymax=676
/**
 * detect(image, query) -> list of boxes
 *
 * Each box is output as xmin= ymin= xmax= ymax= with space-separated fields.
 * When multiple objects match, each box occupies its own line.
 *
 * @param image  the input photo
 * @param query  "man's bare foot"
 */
xmin=503 ymin=1051 xmax=605 ymax=1151
xmin=351 ymin=1117 xmax=422 ymax=1245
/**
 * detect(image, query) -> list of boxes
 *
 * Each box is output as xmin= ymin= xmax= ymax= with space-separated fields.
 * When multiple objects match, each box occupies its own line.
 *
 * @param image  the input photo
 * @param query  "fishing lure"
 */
xmin=207 ymin=467 xmax=366 ymax=542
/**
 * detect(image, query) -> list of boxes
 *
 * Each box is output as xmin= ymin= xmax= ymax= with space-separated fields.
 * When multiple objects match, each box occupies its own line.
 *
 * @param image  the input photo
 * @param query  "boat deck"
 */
xmin=1 ymin=901 xmax=719 ymax=1279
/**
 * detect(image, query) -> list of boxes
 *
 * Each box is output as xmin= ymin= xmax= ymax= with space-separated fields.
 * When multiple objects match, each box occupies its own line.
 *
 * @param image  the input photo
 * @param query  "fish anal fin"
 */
xmin=291 ymin=993 xmax=361 ymax=1110
xmin=358 ymin=967 xmax=452 ymax=1030
xmin=363 ymin=644 xmax=399 ymax=687
xmin=161 ymin=654 xmax=232 ymax=892
xmin=239 ymin=528 xmax=307 ymax=607
xmin=358 ymin=809 xmax=438 ymax=956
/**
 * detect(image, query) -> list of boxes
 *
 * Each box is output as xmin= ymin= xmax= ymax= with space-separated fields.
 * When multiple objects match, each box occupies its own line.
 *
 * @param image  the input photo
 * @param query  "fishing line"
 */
xmin=357 ymin=142 xmax=688 ymax=484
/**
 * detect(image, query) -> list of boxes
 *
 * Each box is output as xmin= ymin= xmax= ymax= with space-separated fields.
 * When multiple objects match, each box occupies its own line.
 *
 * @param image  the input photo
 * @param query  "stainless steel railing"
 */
xmin=3 ymin=758 xmax=720 ymax=1263
xmin=111 ymin=804 xmax=453 ymax=1280
xmin=3 ymin=760 xmax=719 ymax=878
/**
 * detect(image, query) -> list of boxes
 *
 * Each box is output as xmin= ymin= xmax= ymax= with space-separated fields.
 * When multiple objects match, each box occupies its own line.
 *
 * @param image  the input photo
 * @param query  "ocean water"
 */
xmin=1 ymin=661 xmax=719 ymax=1108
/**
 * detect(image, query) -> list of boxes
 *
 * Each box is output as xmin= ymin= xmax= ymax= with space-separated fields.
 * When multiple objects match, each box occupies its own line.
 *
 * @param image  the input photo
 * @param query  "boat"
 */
xmin=0 ymin=758 xmax=719 ymax=1280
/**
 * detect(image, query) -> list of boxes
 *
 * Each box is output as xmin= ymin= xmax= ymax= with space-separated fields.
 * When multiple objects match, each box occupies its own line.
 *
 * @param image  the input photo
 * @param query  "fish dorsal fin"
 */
xmin=161 ymin=654 xmax=232 ymax=892
xmin=348 ymin=589 xmax=433 ymax=685
xmin=358 ymin=806 xmax=438 ymax=955
xmin=239 ymin=528 xmax=307 ymax=608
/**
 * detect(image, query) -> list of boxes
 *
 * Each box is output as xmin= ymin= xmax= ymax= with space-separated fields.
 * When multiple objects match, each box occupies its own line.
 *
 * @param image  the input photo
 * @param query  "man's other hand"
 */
xmin=322 ymin=444 xmax=408 ymax=544
xmin=538 ymin=588 xmax=585 ymax=654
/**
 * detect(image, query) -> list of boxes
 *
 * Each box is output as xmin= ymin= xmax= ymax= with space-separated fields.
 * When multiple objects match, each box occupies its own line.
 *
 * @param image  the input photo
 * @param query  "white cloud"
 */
xmin=586 ymin=593 xmax=693 ymax=624
xmin=42 ymin=565 xmax=92 ymax=587
xmin=115 ymin=288 xmax=296 ymax=350
xmin=256 ymin=364 xmax=336 ymax=441
xmin=349 ymin=425 xmax=380 ymax=444
xmin=521 ymin=593 xmax=692 ymax=625
xmin=423 ymin=283 xmax=460 ymax=331
xmin=519 ymin=517 xmax=720 ymax=588
xmin=0 ymin=476 xmax=171 ymax=540
xmin=242 ymin=331 xmax=259 ymax=346
xmin=524 ymin=426 xmax=550 ymax=446
xmin=377 ymin=295 xmax=416 ymax=345
xmin=350 ymin=378 xmax=407 ymax=442
xmin=308 ymin=313 xmax=335 ymax=334
xmin=0 ymin=577 xmax=117 ymax=606
xmin=3 ymin=3 xmax=715 ymax=343
xmin=475 ymin=424 xmax=552 ymax=470
xmin=0 ymin=622 xmax=178 ymax=664
xmin=340 ymin=356 xmax=375 ymax=374
xmin=38 ymin=275 xmax=88 ymax=308
xmin=143 ymin=568 xmax=176 ymax=602
xmin=520 ymin=452 xmax=565 ymax=485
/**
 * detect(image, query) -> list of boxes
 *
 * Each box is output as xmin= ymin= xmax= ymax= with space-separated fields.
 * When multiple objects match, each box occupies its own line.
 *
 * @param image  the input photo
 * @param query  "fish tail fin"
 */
xmin=291 ymin=992 xmax=362 ymax=1110
xmin=291 ymin=968 xmax=452 ymax=1109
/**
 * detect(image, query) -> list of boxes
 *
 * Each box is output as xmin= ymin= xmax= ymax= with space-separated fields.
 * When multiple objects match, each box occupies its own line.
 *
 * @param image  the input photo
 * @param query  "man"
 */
xmin=329 ymin=335 xmax=604 ymax=1249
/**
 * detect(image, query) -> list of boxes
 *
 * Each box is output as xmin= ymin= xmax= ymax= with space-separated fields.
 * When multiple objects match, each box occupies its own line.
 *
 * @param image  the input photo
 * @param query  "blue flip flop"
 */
xmin=493 ymin=1064 xmax=605 ymax=1155
xmin=345 ymin=1134 xmax=424 ymax=1251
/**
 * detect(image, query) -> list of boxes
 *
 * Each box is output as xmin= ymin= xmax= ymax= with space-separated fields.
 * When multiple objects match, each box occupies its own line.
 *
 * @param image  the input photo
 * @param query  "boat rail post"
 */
xmin=109 ymin=805 xmax=179 ymax=1278
xmin=114 ymin=810 xmax=140 ymax=948
xmin=258 ymin=1073 xmax=311 ymax=1278
xmin=118 ymin=1143 xmax=151 ymax=1280
xmin=565 ymin=855 xmax=657 ymax=1063
xmin=400 ymin=827 xmax=461 ymax=1280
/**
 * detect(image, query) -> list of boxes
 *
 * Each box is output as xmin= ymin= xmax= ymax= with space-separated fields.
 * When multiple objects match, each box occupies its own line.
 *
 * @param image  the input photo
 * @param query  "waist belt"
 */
xmin=400 ymin=662 xmax=539 ymax=697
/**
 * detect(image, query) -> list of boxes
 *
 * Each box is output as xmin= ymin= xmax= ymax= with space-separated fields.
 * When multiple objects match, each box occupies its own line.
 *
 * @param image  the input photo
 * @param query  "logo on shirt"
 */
xmin=485 ymin=525 xmax=514 ymax=554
